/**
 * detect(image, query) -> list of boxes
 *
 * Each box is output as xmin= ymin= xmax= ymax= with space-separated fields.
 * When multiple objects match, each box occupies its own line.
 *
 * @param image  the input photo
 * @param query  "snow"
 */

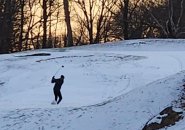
xmin=0 ymin=39 xmax=185 ymax=130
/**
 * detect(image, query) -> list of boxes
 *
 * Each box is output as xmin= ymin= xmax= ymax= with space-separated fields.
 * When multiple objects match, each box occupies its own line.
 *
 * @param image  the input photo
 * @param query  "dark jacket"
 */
xmin=51 ymin=76 xmax=64 ymax=91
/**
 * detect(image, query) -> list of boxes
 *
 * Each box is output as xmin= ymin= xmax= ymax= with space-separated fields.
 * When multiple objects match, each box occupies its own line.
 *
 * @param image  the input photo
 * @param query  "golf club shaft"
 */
xmin=53 ymin=65 xmax=64 ymax=76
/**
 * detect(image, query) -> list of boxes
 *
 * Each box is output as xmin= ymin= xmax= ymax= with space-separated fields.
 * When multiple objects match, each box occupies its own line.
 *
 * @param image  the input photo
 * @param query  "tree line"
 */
xmin=0 ymin=0 xmax=185 ymax=54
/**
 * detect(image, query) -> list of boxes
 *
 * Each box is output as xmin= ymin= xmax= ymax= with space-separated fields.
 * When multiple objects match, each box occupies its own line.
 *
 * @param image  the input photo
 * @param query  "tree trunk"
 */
xmin=42 ymin=0 xmax=47 ymax=48
xmin=19 ymin=0 xmax=24 ymax=51
xmin=123 ymin=0 xmax=129 ymax=40
xmin=89 ymin=0 xmax=93 ymax=44
xmin=0 ymin=0 xmax=12 ymax=53
xmin=63 ymin=0 xmax=73 ymax=47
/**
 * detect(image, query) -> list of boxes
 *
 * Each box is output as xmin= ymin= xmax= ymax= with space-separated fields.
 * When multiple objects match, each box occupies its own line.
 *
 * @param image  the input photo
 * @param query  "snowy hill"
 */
xmin=0 ymin=39 xmax=185 ymax=130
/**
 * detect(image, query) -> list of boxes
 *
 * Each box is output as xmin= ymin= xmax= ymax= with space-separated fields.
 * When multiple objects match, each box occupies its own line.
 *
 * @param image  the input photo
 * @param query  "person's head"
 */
xmin=61 ymin=75 xmax=65 ymax=79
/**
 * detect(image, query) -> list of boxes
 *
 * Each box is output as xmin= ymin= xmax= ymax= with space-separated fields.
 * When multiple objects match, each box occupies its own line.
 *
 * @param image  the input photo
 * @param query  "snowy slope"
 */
xmin=0 ymin=39 xmax=185 ymax=130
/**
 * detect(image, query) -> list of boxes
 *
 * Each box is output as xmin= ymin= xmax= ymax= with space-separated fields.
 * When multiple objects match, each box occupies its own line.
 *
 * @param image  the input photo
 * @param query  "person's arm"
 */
xmin=51 ymin=76 xmax=56 ymax=83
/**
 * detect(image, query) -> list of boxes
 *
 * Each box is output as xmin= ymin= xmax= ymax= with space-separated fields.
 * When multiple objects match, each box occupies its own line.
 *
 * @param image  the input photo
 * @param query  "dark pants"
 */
xmin=54 ymin=90 xmax=62 ymax=104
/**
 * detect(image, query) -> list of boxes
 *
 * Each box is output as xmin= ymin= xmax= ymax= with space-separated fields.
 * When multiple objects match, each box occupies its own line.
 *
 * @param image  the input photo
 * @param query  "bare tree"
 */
xmin=74 ymin=0 xmax=116 ymax=44
xmin=111 ymin=0 xmax=143 ymax=39
xmin=166 ymin=0 xmax=185 ymax=38
xmin=74 ymin=0 xmax=94 ymax=44
xmin=42 ymin=0 xmax=61 ymax=48
xmin=143 ymin=0 xmax=185 ymax=38
xmin=25 ymin=0 xmax=40 ymax=49
xmin=54 ymin=0 xmax=61 ymax=47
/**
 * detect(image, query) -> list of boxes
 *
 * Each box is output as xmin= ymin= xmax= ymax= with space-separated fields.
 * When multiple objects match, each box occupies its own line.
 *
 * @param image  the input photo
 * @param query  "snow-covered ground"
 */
xmin=0 ymin=39 xmax=185 ymax=130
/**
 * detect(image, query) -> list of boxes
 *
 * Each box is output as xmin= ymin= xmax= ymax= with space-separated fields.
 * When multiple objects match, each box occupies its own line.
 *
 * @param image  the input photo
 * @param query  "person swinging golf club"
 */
xmin=51 ymin=65 xmax=64 ymax=105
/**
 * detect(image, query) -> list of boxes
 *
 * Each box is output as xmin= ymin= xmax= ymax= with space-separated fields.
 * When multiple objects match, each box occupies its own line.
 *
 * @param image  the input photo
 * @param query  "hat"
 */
xmin=61 ymin=75 xmax=65 ymax=79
